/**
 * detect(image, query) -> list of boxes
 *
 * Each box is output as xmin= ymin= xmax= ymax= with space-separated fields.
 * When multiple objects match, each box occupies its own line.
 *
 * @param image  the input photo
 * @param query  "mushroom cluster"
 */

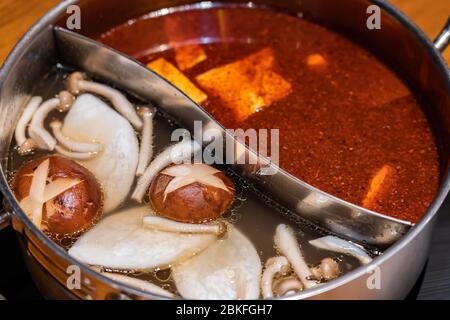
xmin=260 ymin=224 xmax=373 ymax=298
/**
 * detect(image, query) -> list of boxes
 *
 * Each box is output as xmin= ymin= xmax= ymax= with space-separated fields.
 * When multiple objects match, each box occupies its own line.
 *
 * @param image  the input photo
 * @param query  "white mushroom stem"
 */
xmin=273 ymin=278 xmax=303 ymax=296
xmin=100 ymin=272 xmax=175 ymax=298
xmin=50 ymin=120 xmax=100 ymax=153
xmin=131 ymin=139 xmax=202 ymax=202
xmin=261 ymin=256 xmax=290 ymax=299
xmin=143 ymin=216 xmax=226 ymax=236
xmin=136 ymin=107 xmax=155 ymax=176
xmin=15 ymin=96 xmax=42 ymax=155
xmin=67 ymin=72 xmax=143 ymax=130
xmin=309 ymin=236 xmax=373 ymax=265
xmin=55 ymin=145 xmax=98 ymax=160
xmin=274 ymin=224 xmax=317 ymax=289
xmin=28 ymin=98 xmax=59 ymax=150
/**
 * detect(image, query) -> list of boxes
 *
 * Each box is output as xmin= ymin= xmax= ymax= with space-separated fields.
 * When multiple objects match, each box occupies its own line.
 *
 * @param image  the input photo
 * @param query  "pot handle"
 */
xmin=434 ymin=17 xmax=450 ymax=52
xmin=0 ymin=209 xmax=11 ymax=231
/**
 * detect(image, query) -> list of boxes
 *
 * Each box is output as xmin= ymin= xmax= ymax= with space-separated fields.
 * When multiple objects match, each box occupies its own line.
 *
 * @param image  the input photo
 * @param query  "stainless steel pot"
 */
xmin=0 ymin=0 xmax=449 ymax=300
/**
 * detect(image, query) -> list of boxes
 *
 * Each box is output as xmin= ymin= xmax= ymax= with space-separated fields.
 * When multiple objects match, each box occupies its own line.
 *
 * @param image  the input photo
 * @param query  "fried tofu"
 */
xmin=196 ymin=47 xmax=292 ymax=122
xmin=306 ymin=53 xmax=327 ymax=68
xmin=175 ymin=44 xmax=207 ymax=71
xmin=362 ymin=164 xmax=396 ymax=210
xmin=147 ymin=58 xmax=207 ymax=104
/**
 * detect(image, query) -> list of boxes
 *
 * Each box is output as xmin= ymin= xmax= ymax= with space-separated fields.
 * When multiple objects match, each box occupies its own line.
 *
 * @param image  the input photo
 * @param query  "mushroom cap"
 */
xmin=66 ymin=72 xmax=83 ymax=95
xmin=13 ymin=155 xmax=103 ymax=237
xmin=68 ymin=206 xmax=217 ymax=271
xmin=58 ymin=90 xmax=75 ymax=112
xmin=319 ymin=258 xmax=340 ymax=280
xmin=172 ymin=224 xmax=262 ymax=299
xmin=62 ymin=94 xmax=139 ymax=213
xmin=149 ymin=163 xmax=235 ymax=223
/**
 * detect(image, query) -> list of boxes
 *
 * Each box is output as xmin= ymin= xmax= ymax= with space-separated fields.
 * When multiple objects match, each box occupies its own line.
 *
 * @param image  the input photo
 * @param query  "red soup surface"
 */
xmin=99 ymin=6 xmax=439 ymax=223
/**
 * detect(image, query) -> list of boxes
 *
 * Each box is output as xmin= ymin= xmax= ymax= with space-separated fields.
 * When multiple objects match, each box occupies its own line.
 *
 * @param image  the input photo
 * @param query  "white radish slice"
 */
xmin=309 ymin=236 xmax=373 ymax=265
xmin=61 ymin=94 xmax=139 ymax=213
xmin=68 ymin=206 xmax=217 ymax=271
xmin=99 ymin=272 xmax=175 ymax=298
xmin=172 ymin=225 xmax=262 ymax=300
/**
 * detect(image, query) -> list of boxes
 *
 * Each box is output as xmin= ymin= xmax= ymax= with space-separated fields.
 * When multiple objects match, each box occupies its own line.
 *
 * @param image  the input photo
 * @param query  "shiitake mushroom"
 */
xmin=149 ymin=163 xmax=235 ymax=223
xmin=13 ymin=155 xmax=103 ymax=238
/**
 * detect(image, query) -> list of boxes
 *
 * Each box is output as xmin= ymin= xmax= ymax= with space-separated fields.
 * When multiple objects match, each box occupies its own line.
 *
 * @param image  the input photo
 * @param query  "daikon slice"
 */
xmin=62 ymin=93 xmax=139 ymax=213
xmin=173 ymin=225 xmax=262 ymax=300
xmin=68 ymin=206 xmax=216 ymax=271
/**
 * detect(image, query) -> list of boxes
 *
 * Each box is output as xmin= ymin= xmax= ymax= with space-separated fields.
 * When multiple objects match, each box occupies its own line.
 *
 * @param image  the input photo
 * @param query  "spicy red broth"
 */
xmin=98 ymin=5 xmax=439 ymax=223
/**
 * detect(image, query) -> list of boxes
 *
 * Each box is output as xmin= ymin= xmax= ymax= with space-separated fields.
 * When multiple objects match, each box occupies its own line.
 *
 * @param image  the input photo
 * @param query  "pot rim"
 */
xmin=0 ymin=0 xmax=449 ymax=300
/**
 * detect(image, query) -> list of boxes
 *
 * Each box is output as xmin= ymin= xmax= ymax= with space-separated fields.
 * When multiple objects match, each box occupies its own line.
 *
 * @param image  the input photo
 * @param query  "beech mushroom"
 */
xmin=274 ymin=224 xmax=317 ymax=289
xmin=62 ymin=93 xmax=139 ymax=213
xmin=136 ymin=107 xmax=155 ymax=176
xmin=50 ymin=120 xmax=100 ymax=153
xmin=309 ymin=236 xmax=373 ymax=265
xmin=13 ymin=155 xmax=103 ymax=237
xmin=69 ymin=206 xmax=217 ymax=271
xmin=131 ymin=139 xmax=202 ymax=203
xmin=99 ymin=272 xmax=175 ymax=298
xmin=15 ymin=96 xmax=42 ymax=155
xmin=172 ymin=224 xmax=262 ymax=300
xmin=27 ymin=91 xmax=76 ymax=152
xmin=273 ymin=278 xmax=303 ymax=296
xmin=149 ymin=163 xmax=235 ymax=223
xmin=311 ymin=258 xmax=340 ymax=281
xmin=28 ymin=98 xmax=58 ymax=151
xmin=261 ymin=256 xmax=290 ymax=299
xmin=66 ymin=72 xmax=142 ymax=129
xmin=54 ymin=145 xmax=99 ymax=160
xmin=143 ymin=216 xmax=227 ymax=236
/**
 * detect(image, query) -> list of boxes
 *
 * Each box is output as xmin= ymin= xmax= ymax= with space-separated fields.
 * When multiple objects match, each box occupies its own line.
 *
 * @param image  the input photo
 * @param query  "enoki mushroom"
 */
xmin=143 ymin=216 xmax=227 ymax=236
xmin=66 ymin=72 xmax=143 ymax=129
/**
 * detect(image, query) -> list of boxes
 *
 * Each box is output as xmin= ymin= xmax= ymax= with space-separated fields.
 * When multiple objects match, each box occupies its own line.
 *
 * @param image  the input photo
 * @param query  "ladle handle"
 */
xmin=0 ymin=209 xmax=11 ymax=231
xmin=434 ymin=17 xmax=450 ymax=52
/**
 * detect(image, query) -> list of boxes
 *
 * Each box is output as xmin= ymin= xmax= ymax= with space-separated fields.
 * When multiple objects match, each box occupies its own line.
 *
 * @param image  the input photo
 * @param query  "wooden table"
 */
xmin=0 ymin=0 xmax=449 ymax=300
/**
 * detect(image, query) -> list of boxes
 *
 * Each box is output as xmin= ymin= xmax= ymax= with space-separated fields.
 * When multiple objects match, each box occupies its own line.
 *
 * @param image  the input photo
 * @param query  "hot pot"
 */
xmin=0 ymin=0 xmax=449 ymax=299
